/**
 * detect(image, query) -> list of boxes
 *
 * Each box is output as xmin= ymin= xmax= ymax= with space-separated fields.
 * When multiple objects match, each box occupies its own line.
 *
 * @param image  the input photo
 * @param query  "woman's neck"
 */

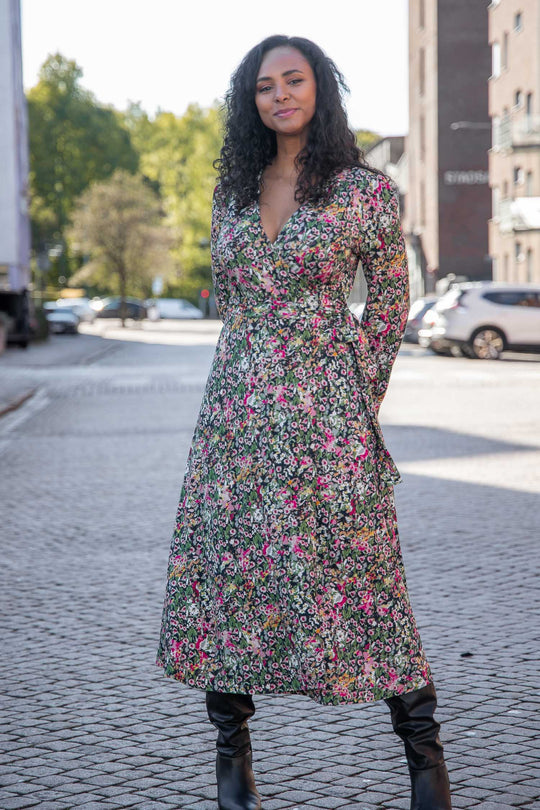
xmin=268 ymin=133 xmax=308 ymax=181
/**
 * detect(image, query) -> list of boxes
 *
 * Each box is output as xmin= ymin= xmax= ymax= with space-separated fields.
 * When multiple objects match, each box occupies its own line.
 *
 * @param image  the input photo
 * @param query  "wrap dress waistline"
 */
xmin=223 ymin=294 xmax=402 ymax=488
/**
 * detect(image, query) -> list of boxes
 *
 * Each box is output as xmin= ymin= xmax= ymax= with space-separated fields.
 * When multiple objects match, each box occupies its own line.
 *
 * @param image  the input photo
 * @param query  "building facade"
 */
xmin=407 ymin=0 xmax=493 ymax=293
xmin=364 ymin=136 xmax=429 ymax=301
xmin=488 ymin=0 xmax=540 ymax=282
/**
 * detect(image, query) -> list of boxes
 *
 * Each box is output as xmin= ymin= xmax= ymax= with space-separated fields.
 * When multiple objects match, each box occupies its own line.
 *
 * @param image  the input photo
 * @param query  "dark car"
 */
xmin=95 ymin=297 xmax=147 ymax=320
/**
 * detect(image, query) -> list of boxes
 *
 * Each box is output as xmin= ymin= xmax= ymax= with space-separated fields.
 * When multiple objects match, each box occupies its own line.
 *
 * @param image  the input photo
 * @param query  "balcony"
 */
xmin=498 ymin=115 xmax=540 ymax=150
xmin=498 ymin=197 xmax=540 ymax=233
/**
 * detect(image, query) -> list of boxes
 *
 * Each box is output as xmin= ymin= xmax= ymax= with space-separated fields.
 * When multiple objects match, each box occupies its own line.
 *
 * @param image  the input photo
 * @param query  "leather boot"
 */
xmin=206 ymin=690 xmax=262 ymax=810
xmin=384 ymin=681 xmax=452 ymax=810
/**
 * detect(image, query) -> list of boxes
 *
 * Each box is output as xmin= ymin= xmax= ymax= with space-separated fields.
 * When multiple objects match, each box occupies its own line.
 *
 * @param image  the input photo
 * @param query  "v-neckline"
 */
xmin=255 ymin=198 xmax=304 ymax=247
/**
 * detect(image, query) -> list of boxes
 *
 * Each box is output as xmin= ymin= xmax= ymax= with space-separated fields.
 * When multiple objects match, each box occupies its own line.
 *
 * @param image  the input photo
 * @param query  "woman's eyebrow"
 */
xmin=256 ymin=69 xmax=305 ymax=82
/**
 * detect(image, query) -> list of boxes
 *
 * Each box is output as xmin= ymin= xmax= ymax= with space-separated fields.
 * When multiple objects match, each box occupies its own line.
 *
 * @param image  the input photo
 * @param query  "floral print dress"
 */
xmin=156 ymin=165 xmax=433 ymax=706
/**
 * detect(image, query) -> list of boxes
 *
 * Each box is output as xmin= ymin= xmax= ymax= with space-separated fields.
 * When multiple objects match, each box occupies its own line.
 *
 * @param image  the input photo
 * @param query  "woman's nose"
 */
xmin=274 ymin=84 xmax=289 ymax=102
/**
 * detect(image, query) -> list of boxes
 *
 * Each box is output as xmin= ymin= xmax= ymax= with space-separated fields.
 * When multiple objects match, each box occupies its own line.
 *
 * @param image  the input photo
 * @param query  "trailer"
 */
xmin=0 ymin=0 xmax=31 ymax=348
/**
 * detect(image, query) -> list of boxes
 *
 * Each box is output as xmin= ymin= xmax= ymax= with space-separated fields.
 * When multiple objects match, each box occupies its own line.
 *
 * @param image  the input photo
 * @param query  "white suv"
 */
xmin=418 ymin=282 xmax=540 ymax=359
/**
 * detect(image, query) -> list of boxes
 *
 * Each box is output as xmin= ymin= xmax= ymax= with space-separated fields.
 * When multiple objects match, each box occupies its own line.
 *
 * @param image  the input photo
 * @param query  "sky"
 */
xmin=21 ymin=0 xmax=409 ymax=137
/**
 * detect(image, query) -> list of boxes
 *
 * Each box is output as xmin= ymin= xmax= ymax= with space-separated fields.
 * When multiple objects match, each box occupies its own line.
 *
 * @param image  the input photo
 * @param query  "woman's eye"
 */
xmin=289 ymin=78 xmax=303 ymax=85
xmin=258 ymin=85 xmax=271 ymax=93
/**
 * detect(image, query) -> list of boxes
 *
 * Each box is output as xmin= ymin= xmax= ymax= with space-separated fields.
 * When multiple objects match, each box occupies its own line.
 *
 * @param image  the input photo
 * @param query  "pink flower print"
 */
xmin=359 ymin=590 xmax=374 ymax=613
xmin=361 ymin=650 xmax=376 ymax=677
xmin=322 ymin=429 xmax=339 ymax=452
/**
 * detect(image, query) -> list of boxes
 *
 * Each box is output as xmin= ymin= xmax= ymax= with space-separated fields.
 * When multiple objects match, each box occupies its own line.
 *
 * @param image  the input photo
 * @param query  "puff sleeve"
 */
xmin=357 ymin=175 xmax=410 ymax=410
xmin=211 ymin=183 xmax=230 ymax=322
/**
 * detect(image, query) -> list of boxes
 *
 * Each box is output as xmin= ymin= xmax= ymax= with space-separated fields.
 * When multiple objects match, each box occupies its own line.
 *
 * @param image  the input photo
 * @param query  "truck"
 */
xmin=0 ymin=0 xmax=32 ymax=349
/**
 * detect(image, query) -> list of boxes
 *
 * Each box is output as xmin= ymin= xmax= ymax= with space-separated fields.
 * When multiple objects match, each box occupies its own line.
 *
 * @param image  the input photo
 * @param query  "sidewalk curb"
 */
xmin=0 ymin=386 xmax=38 ymax=419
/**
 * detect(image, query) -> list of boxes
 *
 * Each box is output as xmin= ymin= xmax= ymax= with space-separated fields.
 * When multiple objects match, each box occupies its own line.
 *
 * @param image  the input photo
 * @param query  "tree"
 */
xmin=66 ymin=170 xmax=175 ymax=325
xmin=119 ymin=103 xmax=222 ymax=299
xmin=356 ymin=129 xmax=381 ymax=154
xmin=27 ymin=53 xmax=139 ymax=283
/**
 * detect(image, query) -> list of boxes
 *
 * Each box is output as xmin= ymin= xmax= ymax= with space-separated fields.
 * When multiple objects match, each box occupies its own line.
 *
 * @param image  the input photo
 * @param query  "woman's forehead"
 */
xmin=257 ymin=46 xmax=312 ymax=80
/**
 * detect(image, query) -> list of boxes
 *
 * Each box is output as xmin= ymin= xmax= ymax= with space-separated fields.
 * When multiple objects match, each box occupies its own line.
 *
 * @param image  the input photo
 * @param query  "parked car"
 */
xmin=146 ymin=298 xmax=203 ymax=320
xmin=404 ymin=295 xmax=438 ymax=343
xmin=418 ymin=282 xmax=540 ymax=359
xmin=55 ymin=297 xmax=97 ymax=323
xmin=43 ymin=302 xmax=80 ymax=334
xmin=95 ymin=297 xmax=148 ymax=320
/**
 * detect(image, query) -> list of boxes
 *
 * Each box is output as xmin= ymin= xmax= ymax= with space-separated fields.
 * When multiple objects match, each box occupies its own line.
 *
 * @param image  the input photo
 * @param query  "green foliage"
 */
xmin=27 ymin=53 xmax=224 ymax=299
xmin=27 ymin=53 xmax=139 ymax=279
xmin=66 ymin=169 xmax=175 ymax=311
xmin=355 ymin=129 xmax=381 ymax=154
xmin=119 ymin=103 xmax=222 ymax=296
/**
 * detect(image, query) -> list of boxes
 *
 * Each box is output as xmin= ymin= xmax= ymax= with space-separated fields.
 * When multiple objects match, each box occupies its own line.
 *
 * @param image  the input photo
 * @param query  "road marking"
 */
xmin=0 ymin=388 xmax=51 ymax=455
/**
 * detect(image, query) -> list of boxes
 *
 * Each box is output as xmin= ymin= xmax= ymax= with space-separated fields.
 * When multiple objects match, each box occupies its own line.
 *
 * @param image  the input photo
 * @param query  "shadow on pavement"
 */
xmin=382 ymin=423 xmax=538 ymax=463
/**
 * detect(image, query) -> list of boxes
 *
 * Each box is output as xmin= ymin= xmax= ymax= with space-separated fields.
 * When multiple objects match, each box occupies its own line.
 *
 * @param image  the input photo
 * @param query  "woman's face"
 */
xmin=255 ymin=46 xmax=317 ymax=138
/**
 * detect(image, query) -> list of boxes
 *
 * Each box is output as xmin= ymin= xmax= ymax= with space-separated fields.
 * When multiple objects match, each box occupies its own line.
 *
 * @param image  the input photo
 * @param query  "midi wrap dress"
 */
xmin=156 ymin=165 xmax=433 ymax=706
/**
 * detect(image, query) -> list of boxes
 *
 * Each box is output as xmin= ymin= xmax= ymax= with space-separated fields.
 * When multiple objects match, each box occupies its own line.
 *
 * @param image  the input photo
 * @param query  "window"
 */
xmin=526 ymin=171 xmax=533 ymax=196
xmin=503 ymin=180 xmax=509 ymax=197
xmin=514 ymin=12 xmax=523 ymax=32
xmin=492 ymin=115 xmax=500 ymax=148
xmin=483 ymin=290 xmax=539 ymax=306
xmin=514 ymin=167 xmax=524 ymax=185
xmin=492 ymin=186 xmax=500 ymax=217
xmin=500 ymin=106 xmax=511 ymax=147
xmin=526 ymin=92 xmax=533 ymax=120
xmin=419 ymin=0 xmax=425 ymax=28
xmin=514 ymin=90 xmax=523 ymax=108
xmin=419 ymin=48 xmax=425 ymax=96
xmin=492 ymin=42 xmax=501 ymax=78
xmin=502 ymin=32 xmax=509 ymax=70
xmin=420 ymin=115 xmax=426 ymax=161
xmin=526 ymin=250 xmax=533 ymax=282
xmin=420 ymin=181 xmax=426 ymax=226
xmin=515 ymin=242 xmax=523 ymax=262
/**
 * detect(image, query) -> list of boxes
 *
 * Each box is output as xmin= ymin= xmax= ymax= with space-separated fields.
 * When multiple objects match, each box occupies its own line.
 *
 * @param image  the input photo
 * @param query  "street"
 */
xmin=1 ymin=319 xmax=539 ymax=810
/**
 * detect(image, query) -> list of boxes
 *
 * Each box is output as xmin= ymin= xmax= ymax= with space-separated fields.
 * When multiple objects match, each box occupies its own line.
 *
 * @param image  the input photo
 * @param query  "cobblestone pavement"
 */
xmin=1 ymin=323 xmax=539 ymax=809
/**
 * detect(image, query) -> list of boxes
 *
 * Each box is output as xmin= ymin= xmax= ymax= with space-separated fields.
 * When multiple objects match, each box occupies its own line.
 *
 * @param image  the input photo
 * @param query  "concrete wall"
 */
xmin=488 ymin=0 xmax=540 ymax=282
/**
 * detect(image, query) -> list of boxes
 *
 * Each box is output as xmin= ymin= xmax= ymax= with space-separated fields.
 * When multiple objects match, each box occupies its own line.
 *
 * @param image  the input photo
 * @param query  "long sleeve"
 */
xmin=211 ymin=183 xmax=230 ymax=322
xmin=357 ymin=175 xmax=409 ymax=410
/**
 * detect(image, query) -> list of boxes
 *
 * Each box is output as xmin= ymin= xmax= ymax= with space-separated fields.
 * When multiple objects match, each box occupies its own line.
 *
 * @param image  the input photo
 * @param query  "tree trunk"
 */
xmin=119 ymin=268 xmax=127 ymax=328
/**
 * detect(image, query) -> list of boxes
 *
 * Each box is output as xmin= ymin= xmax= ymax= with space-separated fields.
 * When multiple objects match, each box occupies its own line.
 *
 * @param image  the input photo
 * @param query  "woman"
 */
xmin=157 ymin=35 xmax=452 ymax=810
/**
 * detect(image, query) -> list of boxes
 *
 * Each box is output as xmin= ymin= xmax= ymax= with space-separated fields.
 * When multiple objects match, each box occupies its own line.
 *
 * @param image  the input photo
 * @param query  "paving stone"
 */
xmin=1 ymin=331 xmax=539 ymax=809
xmin=0 ymin=799 xmax=40 ymax=809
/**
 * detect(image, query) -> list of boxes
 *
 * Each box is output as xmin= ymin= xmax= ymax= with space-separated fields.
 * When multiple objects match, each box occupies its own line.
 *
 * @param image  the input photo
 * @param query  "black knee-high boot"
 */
xmin=384 ymin=682 xmax=452 ymax=810
xmin=205 ymin=691 xmax=261 ymax=810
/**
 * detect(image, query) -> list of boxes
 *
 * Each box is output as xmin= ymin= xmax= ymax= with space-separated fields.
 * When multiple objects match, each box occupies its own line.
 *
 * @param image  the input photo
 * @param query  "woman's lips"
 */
xmin=274 ymin=108 xmax=298 ymax=118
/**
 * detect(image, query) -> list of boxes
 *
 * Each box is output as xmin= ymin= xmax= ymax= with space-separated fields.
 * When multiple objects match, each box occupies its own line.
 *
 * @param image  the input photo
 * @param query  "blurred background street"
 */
xmin=2 ymin=0 xmax=540 ymax=806
xmin=1 ymin=323 xmax=539 ymax=809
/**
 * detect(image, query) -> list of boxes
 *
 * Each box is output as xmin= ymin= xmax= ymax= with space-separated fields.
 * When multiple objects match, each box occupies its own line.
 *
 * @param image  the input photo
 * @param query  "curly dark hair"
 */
xmin=214 ymin=35 xmax=378 ymax=212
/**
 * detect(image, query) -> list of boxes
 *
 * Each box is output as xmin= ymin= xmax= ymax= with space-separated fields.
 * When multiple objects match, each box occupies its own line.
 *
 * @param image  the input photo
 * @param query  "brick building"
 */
xmin=488 ymin=0 xmax=540 ymax=282
xmin=407 ymin=0 xmax=493 ymax=293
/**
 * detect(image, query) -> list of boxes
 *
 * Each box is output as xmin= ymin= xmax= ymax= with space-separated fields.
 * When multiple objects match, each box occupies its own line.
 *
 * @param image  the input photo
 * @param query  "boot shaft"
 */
xmin=206 ymin=691 xmax=262 ymax=810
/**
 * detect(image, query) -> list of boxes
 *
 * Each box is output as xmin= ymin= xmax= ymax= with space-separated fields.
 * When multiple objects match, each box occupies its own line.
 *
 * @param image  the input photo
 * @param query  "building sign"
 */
xmin=444 ymin=170 xmax=489 ymax=185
